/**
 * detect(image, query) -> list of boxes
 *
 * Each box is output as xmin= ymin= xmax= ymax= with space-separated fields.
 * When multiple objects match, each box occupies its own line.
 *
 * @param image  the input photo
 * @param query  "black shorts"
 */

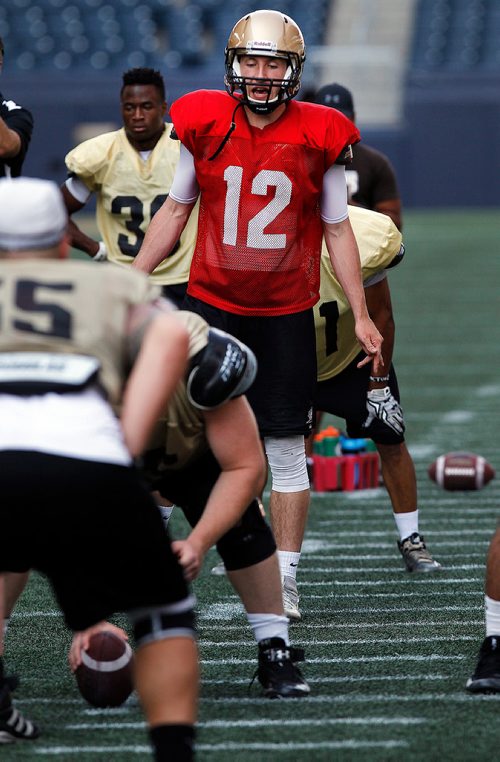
xmin=152 ymin=450 xmax=276 ymax=571
xmin=162 ymin=282 xmax=188 ymax=309
xmin=314 ymin=352 xmax=405 ymax=446
xmin=183 ymin=295 xmax=316 ymax=437
xmin=0 ymin=451 xmax=190 ymax=631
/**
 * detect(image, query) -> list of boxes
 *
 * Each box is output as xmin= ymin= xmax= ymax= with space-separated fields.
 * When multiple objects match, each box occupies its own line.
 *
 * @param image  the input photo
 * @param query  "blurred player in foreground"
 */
xmin=62 ymin=67 xmax=197 ymax=306
xmin=466 ymin=526 xmax=500 ymax=693
xmin=72 ymin=311 xmax=310 ymax=697
xmin=0 ymin=177 xmax=198 ymax=760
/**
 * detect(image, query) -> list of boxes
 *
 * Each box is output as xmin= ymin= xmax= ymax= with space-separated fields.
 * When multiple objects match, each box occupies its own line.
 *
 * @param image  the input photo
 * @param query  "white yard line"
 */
xmin=11 ymin=611 xmax=62 ymax=618
xmin=305 ymin=591 xmax=481 ymax=598
xmin=195 ymin=741 xmax=408 ymax=751
xmin=305 ymin=530 xmax=491 ymax=537
xmin=199 ymin=635 xmax=477 ymax=647
xmin=300 ymin=541 xmax=487 ymax=549
xmin=201 ymin=673 xmax=449 ymax=685
xmin=200 ymin=619 xmax=482 ymax=629
xmin=201 ymin=691 xmax=500 ymax=705
xmin=297 ymin=577 xmax=480 ymax=586
xmin=200 ymin=654 xmax=466 ymax=665
xmin=302 ymin=554 xmax=484 ymax=560
xmin=35 ymin=740 xmax=409 ymax=754
xmin=288 ymin=565 xmax=483 ymax=573
xmin=35 ymin=747 xmax=150 ymax=755
xmin=66 ymin=716 xmax=425 ymax=730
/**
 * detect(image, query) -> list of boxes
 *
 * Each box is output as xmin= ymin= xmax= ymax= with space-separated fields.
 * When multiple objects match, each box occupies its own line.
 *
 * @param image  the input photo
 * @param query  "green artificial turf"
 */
xmin=3 ymin=209 xmax=500 ymax=761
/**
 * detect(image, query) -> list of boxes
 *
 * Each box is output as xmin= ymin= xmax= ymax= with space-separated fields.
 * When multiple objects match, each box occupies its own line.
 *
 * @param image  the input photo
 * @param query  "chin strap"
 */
xmin=208 ymin=100 xmax=245 ymax=161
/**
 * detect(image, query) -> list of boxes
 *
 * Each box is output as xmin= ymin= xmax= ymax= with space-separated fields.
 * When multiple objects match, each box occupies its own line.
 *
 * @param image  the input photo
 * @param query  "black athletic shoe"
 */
xmin=0 ymin=681 xmax=40 ymax=744
xmin=466 ymin=636 xmax=500 ymax=693
xmin=256 ymin=637 xmax=310 ymax=698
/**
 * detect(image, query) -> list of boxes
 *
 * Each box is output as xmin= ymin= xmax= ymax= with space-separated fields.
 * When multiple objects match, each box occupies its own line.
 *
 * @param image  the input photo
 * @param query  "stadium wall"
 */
xmin=10 ymin=74 xmax=500 ymax=209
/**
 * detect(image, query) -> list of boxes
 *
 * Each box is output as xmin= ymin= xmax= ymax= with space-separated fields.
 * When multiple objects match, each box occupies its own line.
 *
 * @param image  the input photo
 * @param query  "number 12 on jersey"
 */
xmin=222 ymin=166 xmax=292 ymax=249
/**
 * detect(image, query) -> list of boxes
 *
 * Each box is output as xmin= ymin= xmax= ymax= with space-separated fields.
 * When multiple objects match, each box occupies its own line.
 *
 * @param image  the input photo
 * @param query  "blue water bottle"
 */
xmin=340 ymin=435 xmax=366 ymax=487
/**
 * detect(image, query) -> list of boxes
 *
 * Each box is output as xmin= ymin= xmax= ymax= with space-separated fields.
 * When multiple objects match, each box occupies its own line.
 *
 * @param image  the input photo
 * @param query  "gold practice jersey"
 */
xmin=147 ymin=310 xmax=213 ymax=472
xmin=315 ymin=205 xmax=403 ymax=381
xmin=65 ymin=125 xmax=198 ymax=285
xmin=0 ymin=259 xmax=161 ymax=404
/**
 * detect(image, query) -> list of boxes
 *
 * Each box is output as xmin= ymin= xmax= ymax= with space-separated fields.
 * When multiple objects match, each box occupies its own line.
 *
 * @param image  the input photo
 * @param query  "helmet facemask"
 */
xmin=226 ymin=51 xmax=300 ymax=114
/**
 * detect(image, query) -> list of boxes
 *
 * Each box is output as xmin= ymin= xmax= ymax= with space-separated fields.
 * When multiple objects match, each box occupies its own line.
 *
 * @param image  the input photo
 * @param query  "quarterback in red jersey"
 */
xmin=170 ymin=90 xmax=358 ymax=315
xmin=134 ymin=9 xmax=383 ymax=622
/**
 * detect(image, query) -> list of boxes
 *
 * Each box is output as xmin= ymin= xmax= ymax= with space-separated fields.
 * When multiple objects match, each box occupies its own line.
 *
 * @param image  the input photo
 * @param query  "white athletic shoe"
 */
xmin=283 ymin=575 xmax=302 ymax=622
xmin=210 ymin=561 xmax=227 ymax=576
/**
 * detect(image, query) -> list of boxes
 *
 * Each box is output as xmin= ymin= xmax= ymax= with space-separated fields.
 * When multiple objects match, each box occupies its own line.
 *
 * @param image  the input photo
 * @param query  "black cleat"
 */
xmin=0 ymin=681 xmax=40 ymax=744
xmin=256 ymin=637 xmax=310 ymax=698
xmin=466 ymin=636 xmax=500 ymax=693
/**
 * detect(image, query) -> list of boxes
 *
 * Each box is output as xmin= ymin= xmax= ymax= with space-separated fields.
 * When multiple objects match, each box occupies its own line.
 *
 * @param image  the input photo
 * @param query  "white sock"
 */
xmin=485 ymin=595 xmax=500 ymax=637
xmin=277 ymin=550 xmax=301 ymax=580
xmin=158 ymin=504 xmax=174 ymax=528
xmin=394 ymin=509 xmax=419 ymax=541
xmin=3 ymin=617 xmax=9 ymax=639
xmin=247 ymin=613 xmax=289 ymax=645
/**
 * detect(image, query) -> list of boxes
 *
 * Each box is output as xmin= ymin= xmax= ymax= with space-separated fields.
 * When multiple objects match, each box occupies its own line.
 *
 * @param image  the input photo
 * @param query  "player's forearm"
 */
xmin=373 ymin=314 xmax=394 ymax=378
xmin=365 ymin=279 xmax=395 ymax=380
xmin=121 ymin=314 xmax=189 ymax=457
xmin=376 ymin=320 xmax=394 ymax=379
xmin=324 ymin=218 xmax=368 ymax=321
xmin=368 ymin=322 xmax=394 ymax=385
xmin=133 ymin=197 xmax=193 ymax=274
xmin=0 ymin=118 xmax=21 ymax=158
xmin=60 ymin=186 xmax=99 ymax=256
xmin=67 ymin=219 xmax=100 ymax=257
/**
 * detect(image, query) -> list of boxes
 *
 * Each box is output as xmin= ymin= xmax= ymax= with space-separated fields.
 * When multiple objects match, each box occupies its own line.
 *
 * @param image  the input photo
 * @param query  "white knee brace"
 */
xmin=264 ymin=435 xmax=309 ymax=493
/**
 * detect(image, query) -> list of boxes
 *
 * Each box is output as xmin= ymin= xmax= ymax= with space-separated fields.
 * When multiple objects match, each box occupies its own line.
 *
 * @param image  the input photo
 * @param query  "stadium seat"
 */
xmin=409 ymin=0 xmax=500 ymax=72
xmin=2 ymin=0 xmax=334 ymax=73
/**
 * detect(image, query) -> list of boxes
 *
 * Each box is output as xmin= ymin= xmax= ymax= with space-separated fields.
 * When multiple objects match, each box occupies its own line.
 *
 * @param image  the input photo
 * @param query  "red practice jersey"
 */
xmin=171 ymin=91 xmax=360 ymax=316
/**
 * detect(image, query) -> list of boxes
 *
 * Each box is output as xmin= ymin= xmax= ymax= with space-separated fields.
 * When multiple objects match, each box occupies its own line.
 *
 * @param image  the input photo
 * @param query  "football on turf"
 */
xmin=428 ymin=452 xmax=495 ymax=491
xmin=75 ymin=630 xmax=134 ymax=708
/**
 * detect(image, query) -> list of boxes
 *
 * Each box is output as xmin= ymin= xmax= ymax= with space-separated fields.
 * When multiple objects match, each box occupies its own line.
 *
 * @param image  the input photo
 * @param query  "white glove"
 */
xmin=363 ymin=386 xmax=405 ymax=435
xmin=92 ymin=241 xmax=107 ymax=261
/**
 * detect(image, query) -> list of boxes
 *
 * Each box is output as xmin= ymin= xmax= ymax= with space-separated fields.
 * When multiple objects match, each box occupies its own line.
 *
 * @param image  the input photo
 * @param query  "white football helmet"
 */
xmin=224 ymin=9 xmax=306 ymax=114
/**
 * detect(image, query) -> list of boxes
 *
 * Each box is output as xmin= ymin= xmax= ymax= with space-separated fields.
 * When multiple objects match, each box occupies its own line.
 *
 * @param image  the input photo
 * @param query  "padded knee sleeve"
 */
xmin=264 ymin=435 xmax=309 ymax=493
xmin=129 ymin=595 xmax=197 ymax=648
xmin=216 ymin=498 xmax=276 ymax=571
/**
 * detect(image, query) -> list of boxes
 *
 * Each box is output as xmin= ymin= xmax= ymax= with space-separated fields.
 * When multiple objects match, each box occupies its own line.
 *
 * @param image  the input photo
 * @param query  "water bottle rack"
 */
xmin=312 ymin=452 xmax=380 ymax=492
